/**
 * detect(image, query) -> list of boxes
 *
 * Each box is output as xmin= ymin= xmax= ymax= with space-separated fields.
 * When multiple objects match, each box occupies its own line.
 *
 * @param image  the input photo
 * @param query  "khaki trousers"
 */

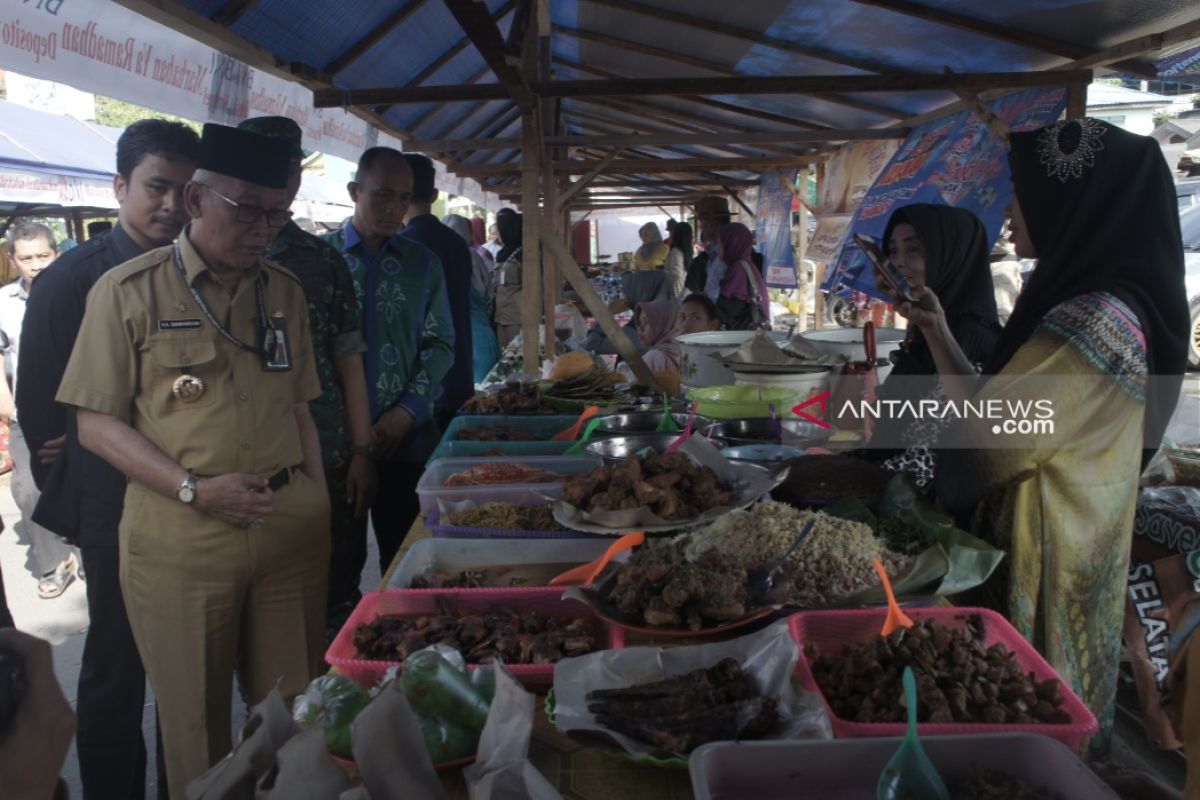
xmin=119 ymin=471 xmax=331 ymax=799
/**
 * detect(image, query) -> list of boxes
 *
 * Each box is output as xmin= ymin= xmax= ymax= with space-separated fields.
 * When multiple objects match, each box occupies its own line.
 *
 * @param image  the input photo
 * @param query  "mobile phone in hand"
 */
xmin=853 ymin=233 xmax=915 ymax=302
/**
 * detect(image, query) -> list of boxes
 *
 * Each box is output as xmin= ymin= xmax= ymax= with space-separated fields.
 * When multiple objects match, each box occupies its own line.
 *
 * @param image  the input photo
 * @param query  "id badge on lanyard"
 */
xmin=259 ymin=316 xmax=292 ymax=372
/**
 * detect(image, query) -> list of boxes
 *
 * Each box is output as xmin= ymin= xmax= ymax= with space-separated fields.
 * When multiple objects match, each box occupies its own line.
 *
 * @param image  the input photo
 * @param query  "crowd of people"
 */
xmin=0 ymin=114 xmax=1194 ymax=799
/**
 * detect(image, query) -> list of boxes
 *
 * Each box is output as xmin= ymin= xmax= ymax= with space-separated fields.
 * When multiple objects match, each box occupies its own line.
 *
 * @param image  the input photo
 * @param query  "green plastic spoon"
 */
xmin=564 ymin=417 xmax=603 ymax=456
xmin=656 ymin=393 xmax=681 ymax=432
xmin=876 ymin=666 xmax=950 ymax=800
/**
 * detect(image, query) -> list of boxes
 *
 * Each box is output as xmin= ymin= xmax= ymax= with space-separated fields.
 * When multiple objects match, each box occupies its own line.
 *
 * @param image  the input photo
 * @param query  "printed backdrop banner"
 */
xmin=821 ymin=86 xmax=1067 ymax=301
xmin=756 ymin=168 xmax=798 ymax=288
xmin=0 ymin=164 xmax=117 ymax=208
xmin=0 ymin=0 xmax=499 ymax=206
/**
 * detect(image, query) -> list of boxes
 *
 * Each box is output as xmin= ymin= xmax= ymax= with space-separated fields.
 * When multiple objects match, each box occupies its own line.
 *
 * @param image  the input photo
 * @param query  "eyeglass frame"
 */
xmin=194 ymin=182 xmax=293 ymax=228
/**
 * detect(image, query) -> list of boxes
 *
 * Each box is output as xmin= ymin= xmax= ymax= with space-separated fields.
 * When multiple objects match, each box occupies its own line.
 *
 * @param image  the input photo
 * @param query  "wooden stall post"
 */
xmin=796 ymin=198 xmax=809 ymax=332
xmin=540 ymin=231 xmax=662 ymax=392
xmin=520 ymin=109 xmax=544 ymax=374
xmin=1066 ymin=82 xmax=1089 ymax=119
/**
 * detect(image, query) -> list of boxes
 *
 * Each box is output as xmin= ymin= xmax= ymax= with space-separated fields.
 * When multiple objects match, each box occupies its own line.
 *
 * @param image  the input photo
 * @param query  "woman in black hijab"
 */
xmin=895 ymin=119 xmax=1187 ymax=754
xmin=862 ymin=204 xmax=1002 ymax=484
xmin=492 ymin=210 xmax=525 ymax=348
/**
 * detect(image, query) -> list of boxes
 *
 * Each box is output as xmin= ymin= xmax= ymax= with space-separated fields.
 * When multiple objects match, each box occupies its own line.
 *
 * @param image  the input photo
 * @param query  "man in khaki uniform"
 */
xmin=57 ymin=123 xmax=330 ymax=797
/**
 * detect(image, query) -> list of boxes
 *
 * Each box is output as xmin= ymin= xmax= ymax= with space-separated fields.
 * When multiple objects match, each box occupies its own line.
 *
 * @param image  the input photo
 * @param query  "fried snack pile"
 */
xmin=603 ymin=539 xmax=749 ymax=630
xmin=443 ymin=463 xmax=562 ymax=486
xmin=809 ymin=617 xmax=1072 ymax=725
xmin=588 ymin=658 xmax=780 ymax=754
xmin=353 ymin=611 xmax=597 ymax=665
xmin=562 ymin=452 xmax=730 ymax=520
xmin=461 ymin=383 xmax=553 ymax=415
xmin=948 ymin=770 xmax=1058 ymax=800
xmin=445 ymin=503 xmax=565 ymax=531
xmin=454 ymin=425 xmax=539 ymax=441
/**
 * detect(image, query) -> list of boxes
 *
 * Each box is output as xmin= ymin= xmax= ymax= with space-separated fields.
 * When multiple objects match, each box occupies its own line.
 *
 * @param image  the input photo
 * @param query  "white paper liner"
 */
xmin=463 ymin=667 xmax=563 ymax=799
xmin=551 ymin=436 xmax=789 ymax=534
xmin=551 ymin=619 xmax=832 ymax=759
xmin=707 ymin=329 xmax=839 ymax=368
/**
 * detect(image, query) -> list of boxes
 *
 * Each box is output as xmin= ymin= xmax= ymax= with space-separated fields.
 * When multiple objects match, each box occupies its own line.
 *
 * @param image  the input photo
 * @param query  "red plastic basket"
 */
xmin=788 ymin=607 xmax=1098 ymax=752
xmin=327 ymin=588 xmax=624 ymax=689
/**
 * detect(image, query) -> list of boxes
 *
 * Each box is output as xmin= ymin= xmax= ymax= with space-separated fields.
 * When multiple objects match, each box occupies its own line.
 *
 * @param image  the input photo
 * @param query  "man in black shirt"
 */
xmin=400 ymin=153 xmax=474 ymax=426
xmin=17 ymin=119 xmax=199 ymax=800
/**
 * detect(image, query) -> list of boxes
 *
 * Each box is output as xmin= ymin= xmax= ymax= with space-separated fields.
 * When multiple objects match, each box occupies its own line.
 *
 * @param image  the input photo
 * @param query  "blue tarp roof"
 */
xmin=163 ymin=0 xmax=1200 ymax=196
xmin=0 ymin=99 xmax=121 ymax=181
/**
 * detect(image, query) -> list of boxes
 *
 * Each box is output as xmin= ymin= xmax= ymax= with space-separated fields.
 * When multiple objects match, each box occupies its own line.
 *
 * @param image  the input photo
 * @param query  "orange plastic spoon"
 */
xmin=553 ymin=405 xmax=601 ymax=441
xmin=549 ymin=532 xmax=644 ymax=586
xmin=873 ymin=557 xmax=914 ymax=636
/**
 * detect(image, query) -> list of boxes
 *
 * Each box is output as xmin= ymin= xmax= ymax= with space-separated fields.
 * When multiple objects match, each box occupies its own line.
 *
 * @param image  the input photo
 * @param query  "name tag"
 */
xmin=158 ymin=318 xmax=202 ymax=331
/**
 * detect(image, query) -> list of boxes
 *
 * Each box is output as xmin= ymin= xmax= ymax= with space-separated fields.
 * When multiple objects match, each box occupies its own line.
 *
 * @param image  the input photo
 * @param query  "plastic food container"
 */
xmin=428 ymin=439 xmax=579 ymax=462
xmin=788 ymin=607 xmax=1098 ymax=752
xmin=440 ymin=415 xmax=578 ymax=443
xmin=416 ymin=455 xmax=602 ymax=521
xmin=388 ymin=538 xmax=621 ymax=590
xmin=326 ymin=588 xmax=624 ymax=689
xmin=425 ymin=507 xmax=594 ymax=540
xmin=688 ymin=734 xmax=1117 ymax=799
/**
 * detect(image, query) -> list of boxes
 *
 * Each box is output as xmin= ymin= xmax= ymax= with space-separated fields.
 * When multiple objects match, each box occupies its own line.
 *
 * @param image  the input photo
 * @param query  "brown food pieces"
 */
xmin=454 ymin=425 xmax=539 ymax=441
xmin=587 ymin=659 xmax=781 ymax=754
xmin=461 ymin=383 xmax=555 ymax=415
xmin=809 ymin=617 xmax=1073 ymax=726
xmin=442 ymin=463 xmax=562 ymax=486
xmin=445 ymin=503 xmax=566 ymax=531
xmin=948 ymin=768 xmax=1057 ymax=800
xmin=603 ymin=540 xmax=750 ymax=630
xmin=562 ymin=452 xmax=731 ymax=521
xmin=353 ymin=611 xmax=598 ymax=665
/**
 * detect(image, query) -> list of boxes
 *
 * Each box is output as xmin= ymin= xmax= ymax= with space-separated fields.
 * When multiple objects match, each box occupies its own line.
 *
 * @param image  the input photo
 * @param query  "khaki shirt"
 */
xmin=57 ymin=228 xmax=321 ymax=478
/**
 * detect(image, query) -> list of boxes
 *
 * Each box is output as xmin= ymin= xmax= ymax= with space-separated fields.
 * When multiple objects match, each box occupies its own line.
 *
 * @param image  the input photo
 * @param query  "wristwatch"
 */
xmin=176 ymin=474 xmax=198 ymax=505
xmin=349 ymin=444 xmax=376 ymax=459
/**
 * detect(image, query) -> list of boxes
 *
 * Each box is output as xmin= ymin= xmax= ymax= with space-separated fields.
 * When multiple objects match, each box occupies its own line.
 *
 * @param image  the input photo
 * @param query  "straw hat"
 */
xmin=693 ymin=195 xmax=737 ymax=219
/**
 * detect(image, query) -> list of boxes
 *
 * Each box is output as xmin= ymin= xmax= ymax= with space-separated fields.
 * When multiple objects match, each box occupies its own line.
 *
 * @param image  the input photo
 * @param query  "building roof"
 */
xmin=1085 ymin=82 xmax=1175 ymax=108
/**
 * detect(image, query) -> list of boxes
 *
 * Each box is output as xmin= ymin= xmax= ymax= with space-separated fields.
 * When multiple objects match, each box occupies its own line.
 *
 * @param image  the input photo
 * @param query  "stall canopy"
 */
xmin=0 ymin=99 xmax=122 ymax=215
xmin=112 ymin=0 xmax=1200 ymax=210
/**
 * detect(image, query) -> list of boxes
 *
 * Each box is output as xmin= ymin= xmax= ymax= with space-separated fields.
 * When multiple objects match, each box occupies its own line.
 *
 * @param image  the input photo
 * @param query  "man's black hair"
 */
xmin=7 ymin=221 xmax=56 ymax=254
xmin=116 ymin=119 xmax=200 ymax=181
xmin=403 ymin=153 xmax=437 ymax=203
xmin=355 ymin=146 xmax=405 ymax=181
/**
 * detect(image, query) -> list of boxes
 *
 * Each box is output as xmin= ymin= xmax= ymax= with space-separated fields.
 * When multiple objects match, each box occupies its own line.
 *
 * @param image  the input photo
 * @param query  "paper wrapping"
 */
xmin=551 ymin=436 xmax=789 ymax=534
xmin=551 ymin=620 xmax=832 ymax=759
xmin=712 ymin=329 xmax=837 ymax=368
xmin=186 ymin=688 xmax=299 ymax=800
xmin=464 ymin=667 xmax=563 ymax=800
xmin=350 ymin=678 xmax=449 ymax=800
xmin=256 ymin=727 xmax=351 ymax=798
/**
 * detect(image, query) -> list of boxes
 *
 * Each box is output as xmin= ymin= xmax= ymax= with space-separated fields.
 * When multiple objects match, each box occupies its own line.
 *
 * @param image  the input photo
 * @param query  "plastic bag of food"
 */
xmin=292 ymin=674 xmax=372 ymax=758
xmin=417 ymin=714 xmax=481 ymax=764
xmin=402 ymin=649 xmax=490 ymax=731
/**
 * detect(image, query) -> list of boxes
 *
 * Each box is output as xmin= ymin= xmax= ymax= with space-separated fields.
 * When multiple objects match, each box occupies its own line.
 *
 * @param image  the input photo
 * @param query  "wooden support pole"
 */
xmin=796 ymin=198 xmax=809 ymax=333
xmin=1066 ymin=83 xmax=1088 ymax=119
xmin=520 ymin=109 xmax=543 ymax=374
xmin=944 ymin=68 xmax=1011 ymax=145
xmin=814 ymin=162 xmax=826 ymax=331
xmin=539 ymin=233 xmax=662 ymax=392
xmin=555 ymin=149 xmax=621 ymax=211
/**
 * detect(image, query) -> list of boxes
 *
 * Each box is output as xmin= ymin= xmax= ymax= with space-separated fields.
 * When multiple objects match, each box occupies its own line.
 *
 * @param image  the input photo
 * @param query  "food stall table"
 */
xmin=384 ymin=518 xmax=697 ymax=798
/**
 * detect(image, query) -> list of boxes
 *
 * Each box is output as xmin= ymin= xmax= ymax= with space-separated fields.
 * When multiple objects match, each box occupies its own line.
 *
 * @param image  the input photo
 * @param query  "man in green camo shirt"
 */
xmin=238 ymin=117 xmax=376 ymax=637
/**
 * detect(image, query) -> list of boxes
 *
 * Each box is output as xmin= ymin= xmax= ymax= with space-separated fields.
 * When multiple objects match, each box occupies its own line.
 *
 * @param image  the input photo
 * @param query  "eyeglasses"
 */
xmin=197 ymin=183 xmax=293 ymax=228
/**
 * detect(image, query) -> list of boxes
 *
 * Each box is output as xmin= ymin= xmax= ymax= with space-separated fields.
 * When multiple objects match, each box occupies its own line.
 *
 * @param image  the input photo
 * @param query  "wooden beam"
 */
xmin=325 ymin=0 xmax=430 ymax=76
xmin=520 ymin=108 xmax=543 ymax=372
xmin=583 ymin=0 xmax=905 ymax=77
xmin=562 ymin=115 xmax=812 ymax=161
xmin=724 ymin=188 xmax=755 ymax=217
xmin=540 ymin=231 xmax=661 ymax=391
xmin=849 ymin=0 xmax=1157 ymax=79
xmin=406 ymin=65 xmax=490 ymax=133
xmin=443 ymin=0 xmax=534 ymax=108
xmin=1066 ymin=83 xmax=1088 ymax=119
xmin=457 ymin=155 xmax=821 ymax=177
xmin=944 ymin=68 xmax=1012 ymax=145
xmin=556 ymin=150 xmax=623 ymax=211
xmin=323 ymin=70 xmax=1093 ymax=105
xmin=212 ymin=0 xmax=261 ymax=26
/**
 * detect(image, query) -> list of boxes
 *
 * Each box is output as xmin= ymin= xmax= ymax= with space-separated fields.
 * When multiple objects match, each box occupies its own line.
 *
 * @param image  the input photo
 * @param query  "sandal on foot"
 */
xmin=38 ymin=557 xmax=76 ymax=599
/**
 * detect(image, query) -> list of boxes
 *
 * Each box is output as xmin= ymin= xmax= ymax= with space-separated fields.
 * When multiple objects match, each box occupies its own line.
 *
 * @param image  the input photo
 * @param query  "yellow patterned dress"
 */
xmin=941 ymin=291 xmax=1147 ymax=753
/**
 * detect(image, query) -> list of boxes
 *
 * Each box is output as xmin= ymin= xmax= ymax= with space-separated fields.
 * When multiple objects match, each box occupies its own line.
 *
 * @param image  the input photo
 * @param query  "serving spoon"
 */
xmin=548 ymin=531 xmax=644 ymax=586
xmin=746 ymin=519 xmax=816 ymax=603
xmin=876 ymin=666 xmax=950 ymax=800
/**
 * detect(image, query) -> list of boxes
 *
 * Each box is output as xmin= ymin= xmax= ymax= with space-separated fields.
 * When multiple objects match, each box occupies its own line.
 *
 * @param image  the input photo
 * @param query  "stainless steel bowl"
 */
xmin=720 ymin=444 xmax=807 ymax=467
xmin=583 ymin=433 xmax=683 ymax=461
xmin=594 ymin=411 xmax=703 ymax=435
xmin=703 ymin=419 xmax=836 ymax=449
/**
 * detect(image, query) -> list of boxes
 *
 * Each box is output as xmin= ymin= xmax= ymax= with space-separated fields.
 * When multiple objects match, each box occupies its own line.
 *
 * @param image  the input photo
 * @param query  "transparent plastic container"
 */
xmin=416 ymin=455 xmax=602 ymax=521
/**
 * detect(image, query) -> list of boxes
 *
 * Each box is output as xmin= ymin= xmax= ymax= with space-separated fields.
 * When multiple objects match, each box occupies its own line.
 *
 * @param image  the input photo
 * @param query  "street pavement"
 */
xmin=2 ymin=373 xmax=1197 ymax=797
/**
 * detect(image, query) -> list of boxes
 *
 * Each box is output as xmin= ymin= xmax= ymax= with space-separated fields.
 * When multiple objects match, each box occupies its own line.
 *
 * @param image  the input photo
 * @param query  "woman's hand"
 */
xmin=894 ymin=285 xmax=946 ymax=334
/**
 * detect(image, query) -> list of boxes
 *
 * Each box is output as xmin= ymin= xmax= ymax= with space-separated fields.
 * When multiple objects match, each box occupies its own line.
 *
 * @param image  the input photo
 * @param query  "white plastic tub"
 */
xmin=733 ymin=366 xmax=833 ymax=405
xmin=688 ymin=734 xmax=1117 ymax=800
xmin=416 ymin=455 xmax=602 ymax=521
xmin=678 ymin=330 xmax=790 ymax=388
xmin=388 ymin=538 xmax=620 ymax=589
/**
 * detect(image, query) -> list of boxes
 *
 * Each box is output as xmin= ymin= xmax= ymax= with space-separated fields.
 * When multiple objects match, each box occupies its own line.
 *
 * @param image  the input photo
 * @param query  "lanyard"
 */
xmin=171 ymin=241 xmax=268 ymax=355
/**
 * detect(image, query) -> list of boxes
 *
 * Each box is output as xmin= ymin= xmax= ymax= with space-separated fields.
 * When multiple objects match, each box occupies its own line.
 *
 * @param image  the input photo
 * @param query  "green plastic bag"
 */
xmin=294 ymin=674 xmax=372 ymax=758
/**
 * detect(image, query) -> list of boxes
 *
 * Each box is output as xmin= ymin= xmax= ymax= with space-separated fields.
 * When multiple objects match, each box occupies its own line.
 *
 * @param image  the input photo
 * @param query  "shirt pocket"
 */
xmin=146 ymin=334 xmax=220 ymax=412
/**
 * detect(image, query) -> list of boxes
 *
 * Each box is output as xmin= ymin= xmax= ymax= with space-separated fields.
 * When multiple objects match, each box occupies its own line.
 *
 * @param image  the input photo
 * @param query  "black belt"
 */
xmin=267 ymin=466 xmax=296 ymax=492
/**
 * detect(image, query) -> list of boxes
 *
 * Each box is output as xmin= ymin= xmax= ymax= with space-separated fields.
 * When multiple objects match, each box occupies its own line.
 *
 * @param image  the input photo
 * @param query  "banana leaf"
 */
xmin=824 ymin=472 xmax=1005 ymax=602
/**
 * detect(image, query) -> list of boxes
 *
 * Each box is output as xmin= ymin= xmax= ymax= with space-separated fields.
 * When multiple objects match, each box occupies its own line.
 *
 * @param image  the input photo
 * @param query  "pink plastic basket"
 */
xmin=327 ymin=588 xmax=624 ymax=689
xmin=788 ymin=607 xmax=1098 ymax=752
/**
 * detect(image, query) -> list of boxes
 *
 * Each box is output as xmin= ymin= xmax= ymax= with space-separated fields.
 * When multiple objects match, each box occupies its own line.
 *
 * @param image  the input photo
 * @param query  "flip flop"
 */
xmin=37 ymin=555 xmax=77 ymax=600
